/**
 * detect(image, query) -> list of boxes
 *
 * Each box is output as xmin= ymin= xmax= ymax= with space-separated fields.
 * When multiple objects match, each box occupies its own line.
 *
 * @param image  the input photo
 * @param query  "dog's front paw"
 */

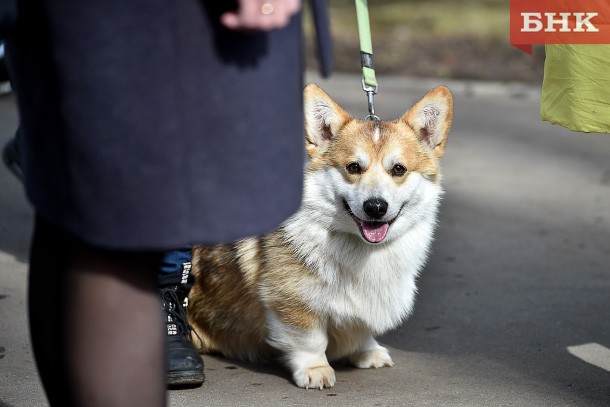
xmin=293 ymin=365 xmax=336 ymax=389
xmin=350 ymin=346 xmax=394 ymax=369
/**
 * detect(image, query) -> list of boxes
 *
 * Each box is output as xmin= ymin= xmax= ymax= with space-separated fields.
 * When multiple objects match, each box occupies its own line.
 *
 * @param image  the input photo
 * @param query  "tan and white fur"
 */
xmin=188 ymin=84 xmax=453 ymax=389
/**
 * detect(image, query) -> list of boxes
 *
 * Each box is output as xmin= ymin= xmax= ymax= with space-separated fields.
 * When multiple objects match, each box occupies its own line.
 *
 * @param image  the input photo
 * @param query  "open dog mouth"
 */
xmin=343 ymin=200 xmax=393 ymax=244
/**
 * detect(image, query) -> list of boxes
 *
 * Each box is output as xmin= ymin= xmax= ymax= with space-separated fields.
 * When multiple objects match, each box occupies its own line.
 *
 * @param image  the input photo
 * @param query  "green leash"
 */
xmin=355 ymin=0 xmax=379 ymax=120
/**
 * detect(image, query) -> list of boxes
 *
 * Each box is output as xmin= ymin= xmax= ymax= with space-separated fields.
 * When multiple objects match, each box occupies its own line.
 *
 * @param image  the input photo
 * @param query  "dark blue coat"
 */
xmin=7 ymin=0 xmax=332 ymax=250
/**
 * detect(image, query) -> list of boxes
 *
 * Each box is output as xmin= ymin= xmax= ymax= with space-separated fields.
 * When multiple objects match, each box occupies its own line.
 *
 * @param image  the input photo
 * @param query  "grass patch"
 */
xmin=331 ymin=1 xmax=509 ymax=39
xmin=305 ymin=0 xmax=544 ymax=82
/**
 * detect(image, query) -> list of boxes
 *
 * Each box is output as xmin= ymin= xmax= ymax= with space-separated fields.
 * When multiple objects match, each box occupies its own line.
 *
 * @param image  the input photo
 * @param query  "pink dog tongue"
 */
xmin=361 ymin=221 xmax=389 ymax=243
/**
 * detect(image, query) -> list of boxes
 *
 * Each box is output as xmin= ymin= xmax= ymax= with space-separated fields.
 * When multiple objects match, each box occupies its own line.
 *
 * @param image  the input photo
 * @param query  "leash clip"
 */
xmin=362 ymin=79 xmax=380 ymax=121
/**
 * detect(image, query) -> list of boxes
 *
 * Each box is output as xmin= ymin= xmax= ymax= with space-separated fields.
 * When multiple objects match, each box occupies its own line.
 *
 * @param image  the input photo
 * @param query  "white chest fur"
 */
xmin=284 ymin=212 xmax=437 ymax=335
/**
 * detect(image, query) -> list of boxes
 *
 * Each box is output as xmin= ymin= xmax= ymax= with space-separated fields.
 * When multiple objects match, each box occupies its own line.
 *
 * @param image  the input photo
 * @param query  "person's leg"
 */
xmin=159 ymin=249 xmax=205 ymax=387
xmin=159 ymin=249 xmax=192 ymax=275
xmin=28 ymin=217 xmax=70 ymax=405
xmin=2 ymin=129 xmax=24 ymax=180
xmin=29 ymin=216 xmax=166 ymax=407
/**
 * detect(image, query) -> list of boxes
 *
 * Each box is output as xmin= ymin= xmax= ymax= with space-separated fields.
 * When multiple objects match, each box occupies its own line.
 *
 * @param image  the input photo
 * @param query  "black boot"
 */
xmin=159 ymin=262 xmax=205 ymax=387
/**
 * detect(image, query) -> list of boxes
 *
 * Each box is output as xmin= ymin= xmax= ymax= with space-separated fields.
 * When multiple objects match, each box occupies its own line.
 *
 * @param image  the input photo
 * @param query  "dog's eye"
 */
xmin=391 ymin=164 xmax=407 ymax=177
xmin=346 ymin=162 xmax=363 ymax=175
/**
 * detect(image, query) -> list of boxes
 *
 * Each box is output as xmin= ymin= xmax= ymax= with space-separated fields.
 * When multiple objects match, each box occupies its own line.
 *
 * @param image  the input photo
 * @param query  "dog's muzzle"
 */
xmin=343 ymin=199 xmax=393 ymax=244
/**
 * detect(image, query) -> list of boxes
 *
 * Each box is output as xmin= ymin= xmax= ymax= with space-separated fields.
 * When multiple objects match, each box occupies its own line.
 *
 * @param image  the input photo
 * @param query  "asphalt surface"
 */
xmin=1 ymin=73 xmax=609 ymax=407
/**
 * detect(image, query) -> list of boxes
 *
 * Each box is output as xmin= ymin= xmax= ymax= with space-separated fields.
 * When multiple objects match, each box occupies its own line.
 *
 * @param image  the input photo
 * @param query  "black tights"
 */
xmin=28 ymin=217 xmax=166 ymax=407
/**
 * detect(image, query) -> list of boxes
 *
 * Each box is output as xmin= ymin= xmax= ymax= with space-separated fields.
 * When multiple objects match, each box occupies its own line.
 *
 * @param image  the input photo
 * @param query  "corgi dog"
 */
xmin=188 ymin=84 xmax=453 ymax=389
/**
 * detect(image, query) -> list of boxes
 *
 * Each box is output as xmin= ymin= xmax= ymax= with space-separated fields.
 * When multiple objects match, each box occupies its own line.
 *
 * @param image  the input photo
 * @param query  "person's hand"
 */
xmin=221 ymin=0 xmax=301 ymax=31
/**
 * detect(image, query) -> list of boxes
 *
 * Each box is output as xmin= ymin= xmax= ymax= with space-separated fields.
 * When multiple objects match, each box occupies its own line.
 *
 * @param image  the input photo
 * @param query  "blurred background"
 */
xmin=305 ymin=0 xmax=545 ymax=82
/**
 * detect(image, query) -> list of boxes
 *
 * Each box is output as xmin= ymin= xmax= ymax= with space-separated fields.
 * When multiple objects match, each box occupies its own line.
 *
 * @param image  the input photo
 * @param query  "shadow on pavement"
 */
xmin=0 ymin=93 xmax=32 ymax=264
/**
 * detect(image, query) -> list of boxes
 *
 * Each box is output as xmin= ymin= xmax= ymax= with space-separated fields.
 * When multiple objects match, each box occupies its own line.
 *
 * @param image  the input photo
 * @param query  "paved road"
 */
xmin=1 ymin=73 xmax=609 ymax=407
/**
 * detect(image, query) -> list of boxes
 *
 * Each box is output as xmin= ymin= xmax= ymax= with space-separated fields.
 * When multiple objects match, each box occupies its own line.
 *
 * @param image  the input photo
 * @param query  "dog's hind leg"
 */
xmin=348 ymin=336 xmax=394 ymax=369
xmin=266 ymin=310 xmax=336 ymax=389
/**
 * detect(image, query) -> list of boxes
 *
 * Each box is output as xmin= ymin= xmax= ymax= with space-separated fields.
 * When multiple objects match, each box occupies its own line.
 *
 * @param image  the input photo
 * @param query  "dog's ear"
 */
xmin=402 ymin=86 xmax=453 ymax=158
xmin=304 ymin=84 xmax=351 ymax=158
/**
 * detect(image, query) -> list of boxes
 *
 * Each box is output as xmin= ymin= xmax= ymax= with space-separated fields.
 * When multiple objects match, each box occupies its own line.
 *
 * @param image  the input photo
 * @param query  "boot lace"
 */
xmin=160 ymin=286 xmax=195 ymax=338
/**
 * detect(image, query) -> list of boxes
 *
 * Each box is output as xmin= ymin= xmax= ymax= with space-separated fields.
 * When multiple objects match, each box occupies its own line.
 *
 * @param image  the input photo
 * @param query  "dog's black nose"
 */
xmin=363 ymin=198 xmax=388 ymax=219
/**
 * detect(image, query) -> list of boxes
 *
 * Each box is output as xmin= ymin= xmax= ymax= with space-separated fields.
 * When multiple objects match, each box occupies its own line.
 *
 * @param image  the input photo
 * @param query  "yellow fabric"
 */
xmin=541 ymin=45 xmax=610 ymax=134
